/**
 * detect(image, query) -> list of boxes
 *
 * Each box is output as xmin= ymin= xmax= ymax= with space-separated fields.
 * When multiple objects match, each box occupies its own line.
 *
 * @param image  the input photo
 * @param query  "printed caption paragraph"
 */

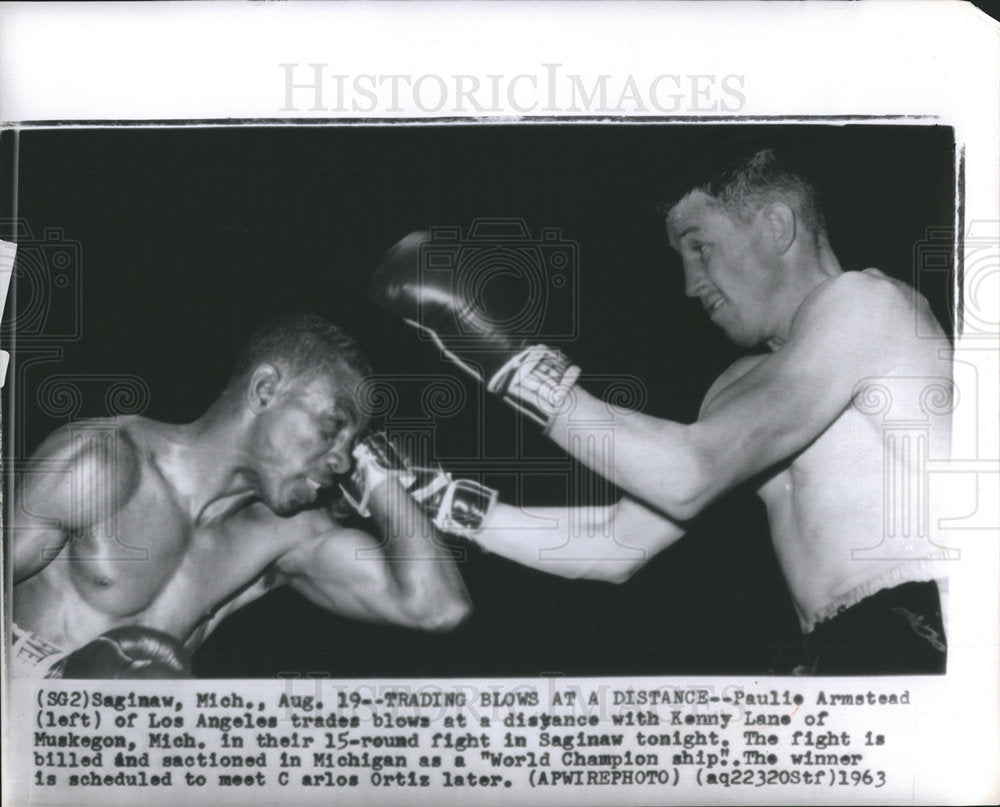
xmin=10 ymin=678 xmax=923 ymax=804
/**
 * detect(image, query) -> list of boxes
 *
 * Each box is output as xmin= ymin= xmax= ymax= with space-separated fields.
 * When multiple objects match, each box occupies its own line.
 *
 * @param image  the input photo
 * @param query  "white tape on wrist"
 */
xmin=488 ymin=345 xmax=580 ymax=429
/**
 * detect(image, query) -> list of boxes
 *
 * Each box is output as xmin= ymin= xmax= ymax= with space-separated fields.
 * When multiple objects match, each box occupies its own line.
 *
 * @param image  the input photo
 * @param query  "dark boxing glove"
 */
xmin=58 ymin=626 xmax=192 ymax=679
xmin=371 ymin=231 xmax=580 ymax=430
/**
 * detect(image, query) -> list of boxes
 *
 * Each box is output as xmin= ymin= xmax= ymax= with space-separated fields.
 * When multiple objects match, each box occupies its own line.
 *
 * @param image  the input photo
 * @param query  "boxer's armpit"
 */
xmin=260 ymin=562 xmax=286 ymax=590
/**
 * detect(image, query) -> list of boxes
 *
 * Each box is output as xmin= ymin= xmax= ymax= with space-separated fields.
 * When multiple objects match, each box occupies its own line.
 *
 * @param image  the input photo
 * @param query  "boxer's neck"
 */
xmin=155 ymin=396 xmax=264 ymax=524
xmin=765 ymin=238 xmax=842 ymax=351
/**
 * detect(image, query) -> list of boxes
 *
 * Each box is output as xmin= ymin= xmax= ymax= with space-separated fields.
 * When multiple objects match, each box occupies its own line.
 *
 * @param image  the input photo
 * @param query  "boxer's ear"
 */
xmin=761 ymin=202 xmax=796 ymax=255
xmin=247 ymin=364 xmax=281 ymax=413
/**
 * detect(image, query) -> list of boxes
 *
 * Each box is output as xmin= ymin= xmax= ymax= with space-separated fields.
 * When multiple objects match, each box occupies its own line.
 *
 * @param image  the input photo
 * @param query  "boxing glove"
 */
xmin=371 ymin=231 xmax=580 ymax=430
xmin=341 ymin=431 xmax=497 ymax=537
xmin=340 ymin=431 xmax=415 ymax=518
xmin=58 ymin=626 xmax=192 ymax=679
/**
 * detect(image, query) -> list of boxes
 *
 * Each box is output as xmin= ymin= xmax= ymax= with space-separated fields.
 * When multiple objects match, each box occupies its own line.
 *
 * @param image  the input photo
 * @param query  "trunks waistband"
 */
xmin=802 ymin=560 xmax=947 ymax=634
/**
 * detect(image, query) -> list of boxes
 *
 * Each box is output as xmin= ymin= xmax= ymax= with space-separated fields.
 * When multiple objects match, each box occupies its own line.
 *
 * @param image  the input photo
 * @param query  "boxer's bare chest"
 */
xmin=701 ymin=352 xmax=886 ymax=573
xmin=59 ymin=468 xmax=289 ymax=633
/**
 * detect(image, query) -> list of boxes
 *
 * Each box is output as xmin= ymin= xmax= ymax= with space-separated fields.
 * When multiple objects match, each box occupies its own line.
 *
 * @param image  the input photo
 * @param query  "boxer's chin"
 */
xmin=718 ymin=320 xmax=762 ymax=349
xmin=264 ymin=484 xmax=306 ymax=516
xmin=279 ymin=480 xmax=319 ymax=514
xmin=271 ymin=500 xmax=296 ymax=516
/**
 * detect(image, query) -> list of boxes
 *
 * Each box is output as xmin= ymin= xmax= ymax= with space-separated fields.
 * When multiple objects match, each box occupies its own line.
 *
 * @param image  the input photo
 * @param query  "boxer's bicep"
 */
xmin=692 ymin=272 xmax=899 ymax=494
xmin=277 ymin=528 xmax=420 ymax=625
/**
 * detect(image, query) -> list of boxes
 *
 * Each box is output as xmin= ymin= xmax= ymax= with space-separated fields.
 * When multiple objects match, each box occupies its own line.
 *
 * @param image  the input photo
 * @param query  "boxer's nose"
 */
xmin=326 ymin=437 xmax=352 ymax=476
xmin=328 ymin=453 xmax=350 ymax=477
xmin=683 ymin=260 xmax=708 ymax=297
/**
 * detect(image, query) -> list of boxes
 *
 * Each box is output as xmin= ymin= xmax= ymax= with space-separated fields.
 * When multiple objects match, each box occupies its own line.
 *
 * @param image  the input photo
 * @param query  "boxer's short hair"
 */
xmin=231 ymin=313 xmax=372 ymax=383
xmin=659 ymin=142 xmax=827 ymax=237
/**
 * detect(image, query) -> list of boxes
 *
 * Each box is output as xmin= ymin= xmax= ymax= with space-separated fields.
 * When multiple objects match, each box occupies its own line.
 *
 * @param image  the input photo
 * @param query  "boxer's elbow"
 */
xmin=648 ymin=476 xmax=712 ymax=521
xmin=440 ymin=588 xmax=474 ymax=630
xmin=657 ymin=455 xmax=714 ymax=522
xmin=404 ymin=588 xmax=472 ymax=632
xmin=579 ymin=539 xmax=675 ymax=586
xmin=578 ymin=544 xmax=649 ymax=585
xmin=590 ymin=561 xmax=643 ymax=586
xmin=412 ymin=602 xmax=471 ymax=632
xmin=667 ymin=489 xmax=710 ymax=523
xmin=424 ymin=604 xmax=471 ymax=633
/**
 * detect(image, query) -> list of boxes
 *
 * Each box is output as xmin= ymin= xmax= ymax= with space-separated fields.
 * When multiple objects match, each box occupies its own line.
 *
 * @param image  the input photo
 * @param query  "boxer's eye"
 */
xmin=320 ymin=418 xmax=344 ymax=443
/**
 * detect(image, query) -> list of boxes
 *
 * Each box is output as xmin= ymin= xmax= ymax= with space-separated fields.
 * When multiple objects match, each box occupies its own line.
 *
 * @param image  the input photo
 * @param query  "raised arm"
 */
xmin=275 ymin=477 xmax=472 ymax=631
xmin=13 ymin=423 xmax=138 ymax=583
xmin=546 ymin=272 xmax=911 ymax=520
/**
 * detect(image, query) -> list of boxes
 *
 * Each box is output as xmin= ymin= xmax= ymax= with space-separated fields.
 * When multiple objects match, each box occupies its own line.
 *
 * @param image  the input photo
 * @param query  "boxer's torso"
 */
xmin=13 ymin=418 xmax=320 ymax=650
xmin=701 ymin=270 xmax=952 ymax=631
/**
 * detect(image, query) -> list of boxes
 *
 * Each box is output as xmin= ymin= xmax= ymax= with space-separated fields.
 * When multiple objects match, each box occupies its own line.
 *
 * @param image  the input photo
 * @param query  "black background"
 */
xmin=2 ymin=123 xmax=956 ymax=678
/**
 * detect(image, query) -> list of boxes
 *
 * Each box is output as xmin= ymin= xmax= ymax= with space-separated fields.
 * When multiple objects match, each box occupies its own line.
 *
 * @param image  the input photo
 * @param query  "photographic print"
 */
xmin=2 ymin=3 xmax=997 ymax=806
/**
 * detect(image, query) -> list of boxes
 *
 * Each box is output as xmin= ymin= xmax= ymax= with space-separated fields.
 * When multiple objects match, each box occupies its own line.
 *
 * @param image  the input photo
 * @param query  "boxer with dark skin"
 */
xmin=373 ymin=147 xmax=953 ymax=674
xmin=12 ymin=314 xmax=471 ymax=676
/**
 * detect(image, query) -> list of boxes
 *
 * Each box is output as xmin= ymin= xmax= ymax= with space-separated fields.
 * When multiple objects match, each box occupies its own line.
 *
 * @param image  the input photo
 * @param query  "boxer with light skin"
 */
xmin=373 ymin=147 xmax=953 ymax=674
xmin=12 ymin=314 xmax=471 ymax=678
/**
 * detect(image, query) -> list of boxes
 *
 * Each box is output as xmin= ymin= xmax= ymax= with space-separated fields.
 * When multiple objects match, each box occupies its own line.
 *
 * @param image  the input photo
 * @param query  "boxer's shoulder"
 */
xmin=850 ymin=267 xmax=919 ymax=314
xmin=31 ymin=416 xmax=126 ymax=455
xmin=24 ymin=419 xmax=142 ymax=524
xmin=81 ymin=417 xmax=144 ymax=495
xmin=795 ymin=269 xmax=915 ymax=331
xmin=798 ymin=271 xmax=943 ymax=367
xmin=701 ymin=271 xmax=917 ymax=418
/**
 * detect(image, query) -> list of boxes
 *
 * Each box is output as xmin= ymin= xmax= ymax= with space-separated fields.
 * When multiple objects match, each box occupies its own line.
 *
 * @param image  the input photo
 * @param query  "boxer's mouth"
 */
xmin=702 ymin=295 xmax=725 ymax=314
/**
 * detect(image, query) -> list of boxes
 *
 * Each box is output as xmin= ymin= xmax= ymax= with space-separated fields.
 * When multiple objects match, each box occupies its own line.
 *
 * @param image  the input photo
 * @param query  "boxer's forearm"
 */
xmin=366 ymin=479 xmax=472 ymax=629
xmin=546 ymin=386 xmax=712 ymax=521
xmin=473 ymin=499 xmax=685 ymax=582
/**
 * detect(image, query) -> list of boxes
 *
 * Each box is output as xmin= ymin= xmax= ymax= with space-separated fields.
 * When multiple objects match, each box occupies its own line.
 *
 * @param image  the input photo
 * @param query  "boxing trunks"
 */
xmin=771 ymin=578 xmax=947 ymax=676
